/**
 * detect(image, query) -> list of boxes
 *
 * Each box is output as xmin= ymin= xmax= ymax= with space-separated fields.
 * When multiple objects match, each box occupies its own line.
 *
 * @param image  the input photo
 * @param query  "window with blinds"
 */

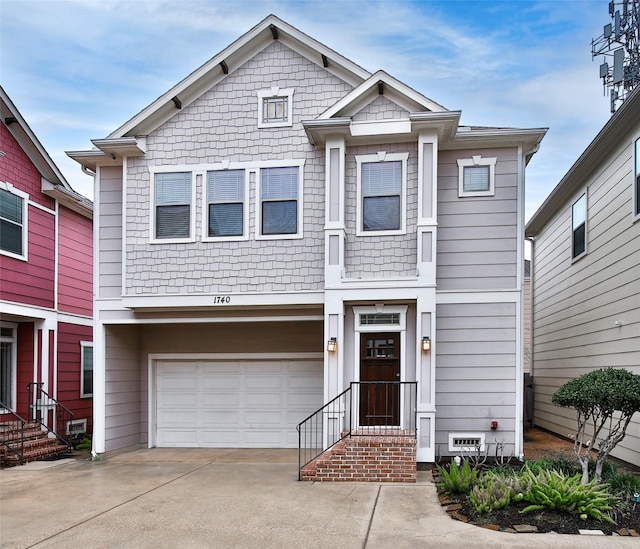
xmin=457 ymin=156 xmax=496 ymax=197
xmin=154 ymin=172 xmax=191 ymax=239
xmin=207 ymin=170 xmax=245 ymax=237
xmin=463 ymin=166 xmax=490 ymax=192
xmin=260 ymin=166 xmax=299 ymax=235
xmin=362 ymin=161 xmax=401 ymax=231
xmin=0 ymin=187 xmax=26 ymax=257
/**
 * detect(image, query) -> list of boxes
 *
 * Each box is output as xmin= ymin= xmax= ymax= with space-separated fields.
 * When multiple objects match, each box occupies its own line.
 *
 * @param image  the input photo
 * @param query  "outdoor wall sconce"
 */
xmin=327 ymin=337 xmax=337 ymax=353
xmin=421 ymin=336 xmax=431 ymax=352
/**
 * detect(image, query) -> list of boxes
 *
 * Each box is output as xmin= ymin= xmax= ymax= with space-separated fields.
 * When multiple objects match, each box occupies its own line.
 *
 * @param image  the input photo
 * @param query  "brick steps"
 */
xmin=301 ymin=434 xmax=416 ymax=482
xmin=0 ymin=421 xmax=70 ymax=466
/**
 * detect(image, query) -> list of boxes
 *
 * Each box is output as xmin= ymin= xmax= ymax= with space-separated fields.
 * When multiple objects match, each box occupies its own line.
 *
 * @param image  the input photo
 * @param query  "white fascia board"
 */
xmin=66 ymin=149 xmax=119 ymax=172
xmin=350 ymin=119 xmax=411 ymax=137
xmin=443 ymin=127 xmax=547 ymax=152
xmin=325 ymin=285 xmax=435 ymax=302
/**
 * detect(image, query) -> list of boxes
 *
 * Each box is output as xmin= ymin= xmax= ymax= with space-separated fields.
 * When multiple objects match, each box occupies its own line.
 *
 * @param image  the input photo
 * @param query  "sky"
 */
xmin=0 ymin=0 xmax=617 ymax=221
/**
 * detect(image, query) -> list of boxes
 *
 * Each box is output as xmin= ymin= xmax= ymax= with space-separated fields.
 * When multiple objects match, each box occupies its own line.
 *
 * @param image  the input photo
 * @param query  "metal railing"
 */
xmin=27 ymin=382 xmax=74 ymax=448
xmin=0 ymin=401 xmax=27 ymax=465
xmin=296 ymin=381 xmax=417 ymax=480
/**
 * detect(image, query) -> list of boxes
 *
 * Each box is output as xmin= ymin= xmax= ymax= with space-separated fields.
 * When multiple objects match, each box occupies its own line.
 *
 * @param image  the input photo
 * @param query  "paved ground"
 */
xmin=2 ymin=448 xmax=638 ymax=549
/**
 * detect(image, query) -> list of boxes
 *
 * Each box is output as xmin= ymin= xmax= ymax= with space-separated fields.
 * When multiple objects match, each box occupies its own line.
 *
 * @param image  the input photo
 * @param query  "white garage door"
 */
xmin=155 ymin=358 xmax=323 ymax=448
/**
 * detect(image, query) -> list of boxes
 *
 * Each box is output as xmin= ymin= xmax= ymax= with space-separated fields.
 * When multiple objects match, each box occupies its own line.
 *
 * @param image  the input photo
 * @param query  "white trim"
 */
xmin=202 ymin=168 xmax=250 ymax=242
xmin=148 ymin=168 xmax=196 ymax=244
xmin=102 ymin=315 xmax=324 ymax=325
xmin=27 ymin=200 xmax=56 ymax=215
xmin=0 ymin=181 xmax=29 ymax=261
xmin=80 ymin=341 xmax=93 ymax=398
xmin=0 ymin=322 xmax=18 ymax=410
xmin=634 ymin=135 xmax=640 ymax=222
xmin=121 ymin=159 xmax=127 ymax=296
xmin=457 ymin=156 xmax=496 ymax=197
xmin=256 ymin=87 xmax=294 ymax=128
xmin=571 ymin=190 xmax=588 ymax=262
xmin=92 ymin=323 xmax=106 ymax=454
xmin=355 ymin=152 xmax=408 ymax=236
xmin=53 ymin=201 xmax=59 ymax=311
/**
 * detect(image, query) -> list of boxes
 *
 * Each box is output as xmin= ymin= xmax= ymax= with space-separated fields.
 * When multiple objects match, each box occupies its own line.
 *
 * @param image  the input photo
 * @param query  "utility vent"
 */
xmin=66 ymin=419 xmax=87 ymax=436
xmin=448 ymin=432 xmax=485 ymax=452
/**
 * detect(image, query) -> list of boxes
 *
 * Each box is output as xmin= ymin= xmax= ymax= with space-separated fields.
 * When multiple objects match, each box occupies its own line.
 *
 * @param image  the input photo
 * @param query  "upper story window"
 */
xmin=80 ymin=342 xmax=93 ymax=398
xmin=259 ymin=165 xmax=302 ymax=238
xmin=0 ymin=182 xmax=28 ymax=260
xmin=152 ymin=171 xmax=193 ymax=242
xmin=257 ymin=88 xmax=294 ymax=128
xmin=457 ymin=156 xmax=497 ymax=197
xmin=635 ymin=137 xmax=640 ymax=219
xmin=356 ymin=152 xmax=408 ymax=236
xmin=572 ymin=193 xmax=587 ymax=260
xmin=206 ymin=169 xmax=246 ymax=239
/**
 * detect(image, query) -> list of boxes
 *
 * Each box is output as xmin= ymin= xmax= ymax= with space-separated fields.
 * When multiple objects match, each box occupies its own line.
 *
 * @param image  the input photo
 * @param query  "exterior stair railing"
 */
xmin=296 ymin=381 xmax=417 ymax=480
xmin=0 ymin=402 xmax=27 ymax=465
xmin=27 ymin=382 xmax=74 ymax=449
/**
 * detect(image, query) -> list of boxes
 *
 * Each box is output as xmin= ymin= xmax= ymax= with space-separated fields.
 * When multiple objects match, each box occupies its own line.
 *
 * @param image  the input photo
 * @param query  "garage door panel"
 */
xmin=156 ymin=358 xmax=322 ymax=448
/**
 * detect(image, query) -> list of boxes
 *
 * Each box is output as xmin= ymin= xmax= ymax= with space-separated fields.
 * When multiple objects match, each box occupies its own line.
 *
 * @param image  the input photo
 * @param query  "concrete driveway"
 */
xmin=0 ymin=449 xmax=636 ymax=548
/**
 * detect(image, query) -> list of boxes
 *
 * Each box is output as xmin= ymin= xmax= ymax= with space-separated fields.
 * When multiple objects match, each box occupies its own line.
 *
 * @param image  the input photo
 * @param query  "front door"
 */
xmin=359 ymin=332 xmax=400 ymax=426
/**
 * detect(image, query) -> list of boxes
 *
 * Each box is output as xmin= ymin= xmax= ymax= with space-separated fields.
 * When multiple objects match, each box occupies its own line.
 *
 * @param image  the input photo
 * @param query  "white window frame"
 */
xmin=457 ymin=156 xmax=497 ymax=197
xmin=80 ymin=341 xmax=93 ymax=398
xmin=149 ymin=169 xmax=196 ymax=244
xmin=257 ymin=87 xmax=294 ymax=128
xmin=256 ymin=160 xmax=305 ymax=240
xmin=0 ymin=322 xmax=17 ymax=410
xmin=0 ymin=181 xmax=29 ymax=261
xmin=571 ymin=192 xmax=587 ymax=261
xmin=634 ymin=136 xmax=640 ymax=222
xmin=202 ymin=169 xmax=249 ymax=242
xmin=355 ymin=152 xmax=408 ymax=237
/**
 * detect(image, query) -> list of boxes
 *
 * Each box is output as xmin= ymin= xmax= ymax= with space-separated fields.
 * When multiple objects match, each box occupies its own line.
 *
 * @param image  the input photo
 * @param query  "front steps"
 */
xmin=301 ymin=432 xmax=417 ymax=482
xmin=0 ymin=421 xmax=70 ymax=466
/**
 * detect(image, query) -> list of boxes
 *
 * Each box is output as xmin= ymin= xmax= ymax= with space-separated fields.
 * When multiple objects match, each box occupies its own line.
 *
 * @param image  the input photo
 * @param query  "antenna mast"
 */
xmin=592 ymin=0 xmax=640 ymax=113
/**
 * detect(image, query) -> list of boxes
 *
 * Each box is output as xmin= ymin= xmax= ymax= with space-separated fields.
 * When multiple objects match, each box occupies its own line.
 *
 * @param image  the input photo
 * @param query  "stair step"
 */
xmin=2 ymin=443 xmax=70 ymax=465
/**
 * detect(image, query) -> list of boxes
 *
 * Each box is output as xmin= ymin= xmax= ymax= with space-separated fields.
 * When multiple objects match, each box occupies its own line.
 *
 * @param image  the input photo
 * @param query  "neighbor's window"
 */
xmin=0 ymin=183 xmax=28 ymax=259
xmin=207 ymin=170 xmax=245 ymax=238
xmin=257 ymin=88 xmax=294 ymax=128
xmin=80 ymin=342 xmax=93 ymax=398
xmin=635 ymin=137 xmax=640 ymax=218
xmin=457 ymin=156 xmax=497 ymax=197
xmin=356 ymin=152 xmax=408 ymax=235
xmin=259 ymin=166 xmax=300 ymax=237
xmin=572 ymin=193 xmax=587 ymax=259
xmin=153 ymin=172 xmax=192 ymax=240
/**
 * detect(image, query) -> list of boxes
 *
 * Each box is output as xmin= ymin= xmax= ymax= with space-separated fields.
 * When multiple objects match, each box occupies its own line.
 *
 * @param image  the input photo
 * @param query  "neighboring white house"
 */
xmin=525 ymin=87 xmax=640 ymax=467
xmin=68 ymin=15 xmax=546 ymax=465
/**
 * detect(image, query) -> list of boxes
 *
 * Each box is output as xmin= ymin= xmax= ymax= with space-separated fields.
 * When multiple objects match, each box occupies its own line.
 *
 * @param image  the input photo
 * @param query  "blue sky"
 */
xmin=1 ymin=0 xmax=615 ymax=220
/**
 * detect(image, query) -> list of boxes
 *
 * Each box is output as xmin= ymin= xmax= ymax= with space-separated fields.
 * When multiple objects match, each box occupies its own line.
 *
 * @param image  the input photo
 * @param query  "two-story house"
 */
xmin=525 ymin=87 xmax=640 ymax=468
xmin=68 ymin=16 xmax=545 ymax=473
xmin=1 ymin=86 xmax=94 ymax=458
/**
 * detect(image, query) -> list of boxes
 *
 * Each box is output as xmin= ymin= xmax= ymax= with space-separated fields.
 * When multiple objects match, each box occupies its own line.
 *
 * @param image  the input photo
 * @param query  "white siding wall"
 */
xmin=437 ymin=148 xmax=519 ymax=290
xmin=532 ymin=134 xmax=640 ymax=466
xmin=435 ymin=302 xmax=518 ymax=456
xmin=98 ymin=166 xmax=123 ymax=299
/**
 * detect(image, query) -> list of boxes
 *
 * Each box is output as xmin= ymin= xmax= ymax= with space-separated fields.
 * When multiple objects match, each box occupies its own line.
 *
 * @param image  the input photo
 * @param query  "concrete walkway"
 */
xmin=0 ymin=449 xmax=636 ymax=548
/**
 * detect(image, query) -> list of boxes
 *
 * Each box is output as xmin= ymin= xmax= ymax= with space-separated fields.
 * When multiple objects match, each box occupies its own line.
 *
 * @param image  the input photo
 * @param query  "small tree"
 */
xmin=552 ymin=368 xmax=640 ymax=484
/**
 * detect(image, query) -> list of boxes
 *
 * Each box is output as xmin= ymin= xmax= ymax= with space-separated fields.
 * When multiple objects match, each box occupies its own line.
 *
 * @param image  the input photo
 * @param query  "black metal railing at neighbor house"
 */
xmin=296 ymin=381 xmax=417 ymax=480
xmin=27 ymin=382 xmax=74 ymax=449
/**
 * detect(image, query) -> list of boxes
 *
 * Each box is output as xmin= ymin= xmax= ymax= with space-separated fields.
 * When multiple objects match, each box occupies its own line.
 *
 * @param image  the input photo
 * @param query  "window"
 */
xmin=457 ymin=156 xmax=497 ymax=197
xmin=572 ymin=193 xmax=587 ymax=259
xmin=259 ymin=166 xmax=301 ymax=237
xmin=153 ymin=172 xmax=192 ymax=241
xmin=0 ymin=183 xmax=28 ymax=259
xmin=257 ymin=88 xmax=294 ymax=128
xmin=356 ymin=152 xmax=408 ymax=236
xmin=635 ymin=137 xmax=640 ymax=218
xmin=80 ymin=342 xmax=93 ymax=398
xmin=206 ymin=170 xmax=246 ymax=238
xmin=0 ymin=324 xmax=16 ymax=409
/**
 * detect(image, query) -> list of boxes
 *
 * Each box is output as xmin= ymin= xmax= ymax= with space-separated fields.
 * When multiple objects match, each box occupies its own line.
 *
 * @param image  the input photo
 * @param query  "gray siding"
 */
xmin=98 ymin=166 xmax=123 ymax=299
xmin=344 ymin=142 xmax=418 ymax=278
xmin=435 ymin=302 xmax=517 ymax=456
xmin=532 ymin=135 xmax=640 ymax=466
xmin=437 ymin=148 xmax=519 ymax=290
xmin=105 ymin=325 xmax=141 ymax=452
xmin=351 ymin=95 xmax=409 ymax=122
xmin=124 ymin=41 xmax=354 ymax=296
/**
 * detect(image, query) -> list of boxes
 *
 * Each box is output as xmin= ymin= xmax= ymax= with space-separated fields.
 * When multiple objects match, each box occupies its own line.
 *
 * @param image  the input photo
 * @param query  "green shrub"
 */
xmin=436 ymin=459 xmax=478 ymax=495
xmin=520 ymin=466 xmax=618 ymax=524
xmin=606 ymin=471 xmax=640 ymax=499
xmin=525 ymin=455 xmax=580 ymax=477
xmin=470 ymin=471 xmax=529 ymax=514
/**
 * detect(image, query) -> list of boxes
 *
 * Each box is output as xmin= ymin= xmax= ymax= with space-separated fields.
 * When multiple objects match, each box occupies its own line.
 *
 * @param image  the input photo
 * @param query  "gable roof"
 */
xmin=525 ymin=86 xmax=640 ymax=236
xmin=1 ymin=86 xmax=93 ymax=218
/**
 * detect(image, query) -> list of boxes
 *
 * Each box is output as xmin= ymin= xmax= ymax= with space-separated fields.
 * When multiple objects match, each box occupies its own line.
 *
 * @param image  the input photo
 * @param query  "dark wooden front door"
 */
xmin=359 ymin=332 xmax=400 ymax=426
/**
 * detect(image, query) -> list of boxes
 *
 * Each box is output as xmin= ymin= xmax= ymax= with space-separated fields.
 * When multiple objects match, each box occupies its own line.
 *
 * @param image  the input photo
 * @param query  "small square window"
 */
xmin=0 ymin=183 xmax=28 ymax=259
xmin=457 ymin=156 xmax=496 ymax=197
xmin=152 ymin=172 xmax=192 ymax=241
xmin=257 ymin=88 xmax=294 ymax=128
xmin=80 ymin=342 xmax=93 ymax=398
xmin=572 ymin=193 xmax=587 ymax=259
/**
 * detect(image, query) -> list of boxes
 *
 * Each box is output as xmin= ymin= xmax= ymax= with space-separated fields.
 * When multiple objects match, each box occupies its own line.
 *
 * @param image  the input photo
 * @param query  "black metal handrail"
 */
xmin=296 ymin=381 xmax=418 ymax=480
xmin=27 ymin=382 xmax=74 ymax=448
xmin=0 ymin=401 xmax=27 ymax=465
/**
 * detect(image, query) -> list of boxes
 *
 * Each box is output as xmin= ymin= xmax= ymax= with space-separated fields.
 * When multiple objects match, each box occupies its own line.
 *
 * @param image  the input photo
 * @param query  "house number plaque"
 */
xmin=213 ymin=296 xmax=231 ymax=304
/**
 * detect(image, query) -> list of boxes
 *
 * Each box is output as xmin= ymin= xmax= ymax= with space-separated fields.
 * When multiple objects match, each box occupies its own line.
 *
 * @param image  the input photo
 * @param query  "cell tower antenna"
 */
xmin=592 ymin=0 xmax=640 ymax=113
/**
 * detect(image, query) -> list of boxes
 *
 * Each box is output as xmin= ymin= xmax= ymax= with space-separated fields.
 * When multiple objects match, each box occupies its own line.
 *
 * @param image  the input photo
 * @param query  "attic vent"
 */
xmin=66 ymin=419 xmax=87 ymax=436
xmin=448 ymin=432 xmax=485 ymax=452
